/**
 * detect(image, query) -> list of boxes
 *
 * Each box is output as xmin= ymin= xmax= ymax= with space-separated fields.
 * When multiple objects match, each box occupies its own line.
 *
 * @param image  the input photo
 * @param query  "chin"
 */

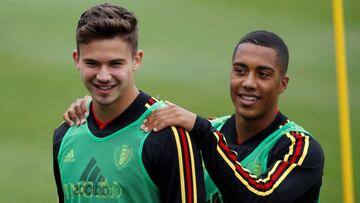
xmin=237 ymin=109 xmax=261 ymax=121
xmin=240 ymin=114 xmax=259 ymax=121
xmin=93 ymin=96 xmax=116 ymax=106
xmin=97 ymin=101 xmax=113 ymax=106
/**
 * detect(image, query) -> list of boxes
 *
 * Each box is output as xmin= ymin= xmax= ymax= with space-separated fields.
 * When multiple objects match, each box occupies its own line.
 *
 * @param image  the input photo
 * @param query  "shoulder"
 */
xmin=53 ymin=122 xmax=71 ymax=164
xmin=142 ymin=126 xmax=195 ymax=177
xmin=53 ymin=122 xmax=71 ymax=147
xmin=143 ymin=126 xmax=200 ymax=163
xmin=144 ymin=126 xmax=192 ymax=152
xmin=275 ymin=130 xmax=324 ymax=167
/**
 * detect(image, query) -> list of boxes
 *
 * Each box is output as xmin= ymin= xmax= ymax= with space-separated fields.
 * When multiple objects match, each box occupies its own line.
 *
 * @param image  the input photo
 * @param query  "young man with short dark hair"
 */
xmin=142 ymin=30 xmax=325 ymax=203
xmin=53 ymin=3 xmax=205 ymax=203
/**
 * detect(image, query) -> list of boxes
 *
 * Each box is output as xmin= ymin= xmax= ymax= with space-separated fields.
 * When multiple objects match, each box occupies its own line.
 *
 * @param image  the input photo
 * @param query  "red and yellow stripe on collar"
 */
xmin=145 ymin=97 xmax=158 ymax=109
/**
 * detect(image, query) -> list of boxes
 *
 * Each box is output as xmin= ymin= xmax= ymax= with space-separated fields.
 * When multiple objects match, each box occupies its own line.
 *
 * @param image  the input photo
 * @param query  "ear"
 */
xmin=132 ymin=50 xmax=144 ymax=72
xmin=72 ymin=49 xmax=80 ymax=70
xmin=279 ymin=75 xmax=289 ymax=94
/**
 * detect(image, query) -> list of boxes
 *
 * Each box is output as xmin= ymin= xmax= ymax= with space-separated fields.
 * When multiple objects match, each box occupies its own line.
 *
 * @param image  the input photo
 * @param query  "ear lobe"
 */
xmin=72 ymin=49 xmax=80 ymax=70
xmin=132 ymin=61 xmax=140 ymax=72
xmin=279 ymin=76 xmax=289 ymax=94
xmin=133 ymin=50 xmax=144 ymax=72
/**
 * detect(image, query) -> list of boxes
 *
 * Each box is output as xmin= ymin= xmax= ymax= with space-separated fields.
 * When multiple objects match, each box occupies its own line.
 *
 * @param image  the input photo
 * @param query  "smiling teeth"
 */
xmin=99 ymin=85 xmax=112 ymax=90
xmin=241 ymin=95 xmax=257 ymax=101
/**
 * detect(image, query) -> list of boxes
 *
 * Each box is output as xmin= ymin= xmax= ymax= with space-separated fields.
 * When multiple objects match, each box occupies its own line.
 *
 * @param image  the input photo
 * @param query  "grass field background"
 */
xmin=0 ymin=0 xmax=359 ymax=202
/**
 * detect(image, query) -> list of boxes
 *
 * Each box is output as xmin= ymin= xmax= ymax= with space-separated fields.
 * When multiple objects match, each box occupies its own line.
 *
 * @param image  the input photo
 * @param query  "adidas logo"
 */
xmin=80 ymin=157 xmax=103 ymax=182
xmin=63 ymin=158 xmax=122 ymax=199
xmin=64 ymin=149 xmax=76 ymax=163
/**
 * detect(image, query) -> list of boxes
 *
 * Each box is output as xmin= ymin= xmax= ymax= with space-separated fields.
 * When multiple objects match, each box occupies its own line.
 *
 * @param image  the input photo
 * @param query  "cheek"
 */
xmin=122 ymin=69 xmax=132 ymax=78
xmin=80 ymin=69 xmax=95 ymax=81
xmin=230 ymin=76 xmax=241 ymax=89
xmin=262 ymin=79 xmax=279 ymax=91
xmin=261 ymin=82 xmax=281 ymax=104
xmin=113 ymin=68 xmax=133 ymax=82
xmin=229 ymin=80 xmax=239 ymax=103
xmin=229 ymin=81 xmax=236 ymax=96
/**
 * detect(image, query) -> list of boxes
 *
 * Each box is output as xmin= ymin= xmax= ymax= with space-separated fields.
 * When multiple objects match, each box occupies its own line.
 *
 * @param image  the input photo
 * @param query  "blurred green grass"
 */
xmin=0 ymin=0 xmax=359 ymax=202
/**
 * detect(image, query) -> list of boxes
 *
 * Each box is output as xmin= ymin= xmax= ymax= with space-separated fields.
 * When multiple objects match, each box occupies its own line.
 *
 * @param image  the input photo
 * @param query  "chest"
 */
xmin=57 ymin=125 xmax=159 ymax=202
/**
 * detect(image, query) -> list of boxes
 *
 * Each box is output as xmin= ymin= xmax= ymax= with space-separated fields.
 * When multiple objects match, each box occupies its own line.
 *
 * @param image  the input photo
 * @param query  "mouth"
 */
xmin=238 ymin=93 xmax=260 ymax=106
xmin=93 ymin=84 xmax=116 ymax=94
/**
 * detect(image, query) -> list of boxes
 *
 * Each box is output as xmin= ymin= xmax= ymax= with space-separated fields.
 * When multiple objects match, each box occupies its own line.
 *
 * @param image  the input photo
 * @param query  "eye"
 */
xmin=109 ymin=62 xmax=124 ymax=68
xmin=233 ymin=66 xmax=247 ymax=75
xmin=85 ymin=62 xmax=98 ymax=68
xmin=258 ymin=71 xmax=271 ymax=78
xmin=112 ymin=62 xmax=122 ymax=66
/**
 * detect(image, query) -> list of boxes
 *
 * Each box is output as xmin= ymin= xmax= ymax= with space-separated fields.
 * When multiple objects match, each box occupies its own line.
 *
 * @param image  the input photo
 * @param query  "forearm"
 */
xmin=190 ymin=116 xmax=217 ymax=149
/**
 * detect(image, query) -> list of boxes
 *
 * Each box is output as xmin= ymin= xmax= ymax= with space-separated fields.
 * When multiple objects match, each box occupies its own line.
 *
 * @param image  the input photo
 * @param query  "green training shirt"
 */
xmin=58 ymin=102 xmax=165 ymax=203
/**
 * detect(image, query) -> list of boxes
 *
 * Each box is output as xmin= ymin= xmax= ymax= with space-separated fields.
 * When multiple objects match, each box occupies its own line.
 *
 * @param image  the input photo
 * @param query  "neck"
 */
xmin=93 ymin=86 xmax=139 ymax=122
xmin=235 ymin=108 xmax=278 ymax=143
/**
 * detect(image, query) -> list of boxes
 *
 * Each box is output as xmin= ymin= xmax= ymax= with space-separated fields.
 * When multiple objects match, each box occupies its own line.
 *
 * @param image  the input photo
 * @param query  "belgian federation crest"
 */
xmin=114 ymin=144 xmax=133 ymax=169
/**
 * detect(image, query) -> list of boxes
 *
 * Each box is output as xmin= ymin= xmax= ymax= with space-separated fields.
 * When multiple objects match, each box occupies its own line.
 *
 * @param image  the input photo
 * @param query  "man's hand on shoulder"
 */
xmin=141 ymin=101 xmax=197 ymax=132
xmin=63 ymin=95 xmax=91 ymax=126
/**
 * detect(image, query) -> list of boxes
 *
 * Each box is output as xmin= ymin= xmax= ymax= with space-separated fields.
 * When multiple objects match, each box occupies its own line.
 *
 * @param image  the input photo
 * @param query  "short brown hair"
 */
xmin=76 ymin=3 xmax=138 ymax=55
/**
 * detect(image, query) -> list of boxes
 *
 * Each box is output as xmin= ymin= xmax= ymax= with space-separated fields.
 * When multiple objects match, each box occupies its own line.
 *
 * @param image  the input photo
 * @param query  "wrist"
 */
xmin=190 ymin=115 xmax=208 ymax=134
xmin=183 ymin=112 xmax=197 ymax=132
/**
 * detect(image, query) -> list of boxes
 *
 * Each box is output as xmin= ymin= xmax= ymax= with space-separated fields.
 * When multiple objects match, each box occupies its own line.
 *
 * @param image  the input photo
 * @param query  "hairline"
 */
xmin=76 ymin=35 xmax=138 ymax=57
xmin=232 ymin=42 xmax=287 ymax=76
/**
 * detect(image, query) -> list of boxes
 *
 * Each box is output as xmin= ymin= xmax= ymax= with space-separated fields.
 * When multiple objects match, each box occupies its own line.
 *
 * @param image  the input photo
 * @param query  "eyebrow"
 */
xmin=256 ymin=65 xmax=275 ymax=71
xmin=232 ymin=62 xmax=247 ymax=67
xmin=232 ymin=62 xmax=275 ymax=72
xmin=82 ymin=58 xmax=127 ymax=63
xmin=83 ymin=58 xmax=98 ymax=63
xmin=108 ymin=59 xmax=126 ymax=63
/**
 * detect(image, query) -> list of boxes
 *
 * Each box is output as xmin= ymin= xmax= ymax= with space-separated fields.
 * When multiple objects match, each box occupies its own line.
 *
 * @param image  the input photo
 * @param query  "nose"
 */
xmin=96 ymin=66 xmax=112 ymax=83
xmin=242 ymin=72 xmax=257 ymax=89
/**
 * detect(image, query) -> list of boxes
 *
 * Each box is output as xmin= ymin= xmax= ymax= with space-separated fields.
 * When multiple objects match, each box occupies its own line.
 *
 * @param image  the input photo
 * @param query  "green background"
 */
xmin=0 ymin=0 xmax=359 ymax=202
